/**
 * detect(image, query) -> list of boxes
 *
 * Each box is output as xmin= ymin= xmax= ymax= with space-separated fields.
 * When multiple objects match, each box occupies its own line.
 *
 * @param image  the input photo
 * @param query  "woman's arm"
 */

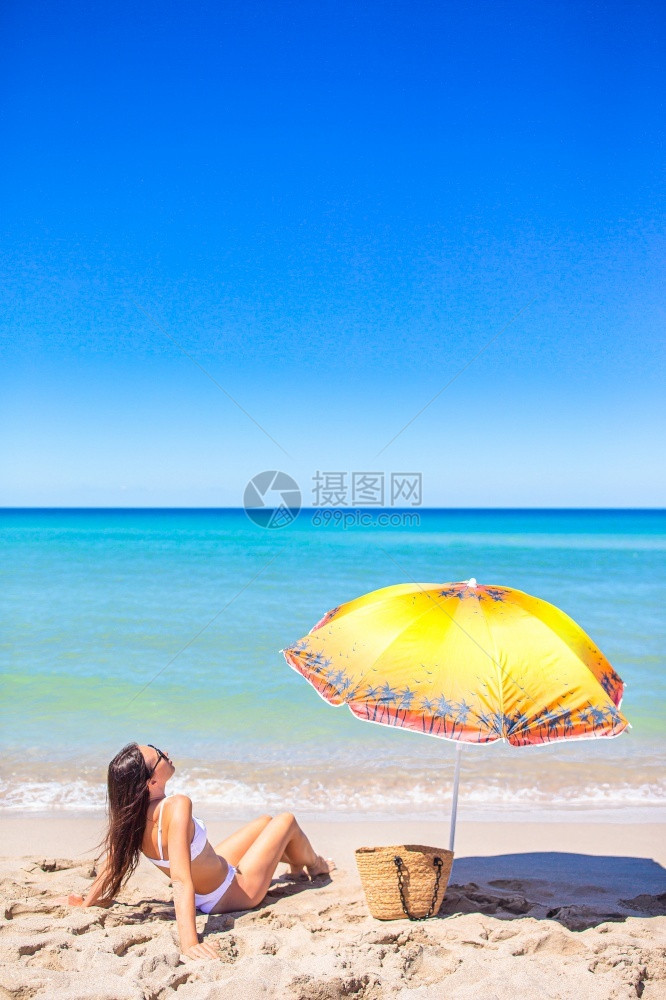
xmin=164 ymin=796 xmax=219 ymax=960
xmin=56 ymin=857 xmax=113 ymax=909
xmin=81 ymin=856 xmax=114 ymax=908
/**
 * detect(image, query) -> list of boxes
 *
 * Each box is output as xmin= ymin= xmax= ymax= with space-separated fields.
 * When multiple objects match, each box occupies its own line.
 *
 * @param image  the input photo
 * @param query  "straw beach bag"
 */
xmin=355 ymin=845 xmax=453 ymax=921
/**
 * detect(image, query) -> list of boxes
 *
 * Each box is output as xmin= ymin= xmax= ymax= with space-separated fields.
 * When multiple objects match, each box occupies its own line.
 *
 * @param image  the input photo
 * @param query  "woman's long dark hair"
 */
xmin=97 ymin=742 xmax=152 ymax=902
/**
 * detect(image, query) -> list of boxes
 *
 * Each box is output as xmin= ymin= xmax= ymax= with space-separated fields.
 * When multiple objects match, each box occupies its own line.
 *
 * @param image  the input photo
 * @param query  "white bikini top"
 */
xmin=145 ymin=796 xmax=208 ymax=868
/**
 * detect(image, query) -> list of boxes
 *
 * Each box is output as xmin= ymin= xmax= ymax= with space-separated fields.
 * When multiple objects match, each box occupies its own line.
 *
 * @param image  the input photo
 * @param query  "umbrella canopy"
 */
xmin=282 ymin=578 xmax=627 ymax=747
xmin=282 ymin=579 xmax=628 ymax=850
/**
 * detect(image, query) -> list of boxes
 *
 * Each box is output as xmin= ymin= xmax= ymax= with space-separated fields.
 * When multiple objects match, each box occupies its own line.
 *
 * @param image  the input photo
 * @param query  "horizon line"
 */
xmin=0 ymin=506 xmax=664 ymax=513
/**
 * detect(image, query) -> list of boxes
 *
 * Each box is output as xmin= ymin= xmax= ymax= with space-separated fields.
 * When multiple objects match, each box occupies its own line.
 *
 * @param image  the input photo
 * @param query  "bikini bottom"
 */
xmin=194 ymin=863 xmax=237 ymax=914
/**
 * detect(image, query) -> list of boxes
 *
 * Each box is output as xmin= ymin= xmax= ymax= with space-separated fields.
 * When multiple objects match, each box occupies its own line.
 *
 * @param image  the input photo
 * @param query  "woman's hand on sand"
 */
xmin=182 ymin=941 xmax=221 ymax=961
xmin=54 ymin=894 xmax=85 ymax=906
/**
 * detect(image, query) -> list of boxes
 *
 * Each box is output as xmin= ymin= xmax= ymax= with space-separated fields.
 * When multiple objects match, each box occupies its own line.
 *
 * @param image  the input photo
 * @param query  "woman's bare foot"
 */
xmin=306 ymin=855 xmax=335 ymax=879
xmin=286 ymin=863 xmax=308 ymax=880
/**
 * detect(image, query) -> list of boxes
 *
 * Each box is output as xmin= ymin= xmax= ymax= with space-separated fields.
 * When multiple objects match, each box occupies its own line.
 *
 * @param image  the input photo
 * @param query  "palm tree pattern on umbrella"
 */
xmin=283 ymin=580 xmax=627 ymax=747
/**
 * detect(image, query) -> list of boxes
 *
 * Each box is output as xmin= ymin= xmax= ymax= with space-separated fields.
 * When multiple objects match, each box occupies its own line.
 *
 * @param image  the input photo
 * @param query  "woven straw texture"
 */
xmin=355 ymin=844 xmax=453 ymax=921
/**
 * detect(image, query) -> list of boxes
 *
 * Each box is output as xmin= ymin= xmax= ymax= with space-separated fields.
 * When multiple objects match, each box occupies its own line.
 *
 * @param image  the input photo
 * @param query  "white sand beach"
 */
xmin=1 ymin=816 xmax=664 ymax=999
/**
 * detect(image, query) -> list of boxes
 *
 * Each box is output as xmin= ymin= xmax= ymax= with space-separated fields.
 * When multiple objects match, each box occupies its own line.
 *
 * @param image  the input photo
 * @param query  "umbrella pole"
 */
xmin=449 ymin=743 xmax=463 ymax=853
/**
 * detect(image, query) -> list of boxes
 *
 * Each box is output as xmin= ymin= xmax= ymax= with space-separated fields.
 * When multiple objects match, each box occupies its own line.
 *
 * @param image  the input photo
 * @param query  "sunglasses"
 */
xmin=146 ymin=744 xmax=168 ymax=776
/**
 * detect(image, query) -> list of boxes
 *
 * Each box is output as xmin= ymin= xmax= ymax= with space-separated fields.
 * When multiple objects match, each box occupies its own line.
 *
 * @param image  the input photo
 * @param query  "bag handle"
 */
xmin=393 ymin=854 xmax=443 ymax=921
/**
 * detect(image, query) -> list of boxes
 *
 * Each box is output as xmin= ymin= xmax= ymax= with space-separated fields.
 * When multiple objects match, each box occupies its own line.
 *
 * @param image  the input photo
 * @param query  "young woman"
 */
xmin=64 ymin=743 xmax=333 ymax=961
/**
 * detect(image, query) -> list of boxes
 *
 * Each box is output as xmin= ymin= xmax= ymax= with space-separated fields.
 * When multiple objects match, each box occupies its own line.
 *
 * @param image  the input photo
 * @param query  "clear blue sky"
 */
xmin=1 ymin=0 xmax=664 ymax=506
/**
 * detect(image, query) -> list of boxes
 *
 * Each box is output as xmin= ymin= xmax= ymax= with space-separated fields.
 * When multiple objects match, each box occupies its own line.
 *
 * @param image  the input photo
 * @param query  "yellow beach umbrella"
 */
xmin=282 ymin=578 xmax=628 ymax=848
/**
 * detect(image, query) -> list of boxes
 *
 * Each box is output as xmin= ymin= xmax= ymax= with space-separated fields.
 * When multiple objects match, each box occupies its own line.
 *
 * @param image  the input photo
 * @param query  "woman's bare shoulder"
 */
xmin=163 ymin=794 xmax=192 ymax=823
xmin=166 ymin=793 xmax=192 ymax=808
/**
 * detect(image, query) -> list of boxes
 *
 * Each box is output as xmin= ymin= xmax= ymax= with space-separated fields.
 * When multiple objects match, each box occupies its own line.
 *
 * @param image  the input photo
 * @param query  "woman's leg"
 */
xmin=213 ymin=815 xmax=273 ymax=867
xmin=214 ymin=815 xmax=293 ymax=869
xmin=212 ymin=813 xmax=331 ymax=912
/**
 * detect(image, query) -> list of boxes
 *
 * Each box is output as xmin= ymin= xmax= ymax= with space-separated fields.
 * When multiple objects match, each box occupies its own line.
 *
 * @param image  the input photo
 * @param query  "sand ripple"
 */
xmin=0 ymin=855 xmax=665 ymax=999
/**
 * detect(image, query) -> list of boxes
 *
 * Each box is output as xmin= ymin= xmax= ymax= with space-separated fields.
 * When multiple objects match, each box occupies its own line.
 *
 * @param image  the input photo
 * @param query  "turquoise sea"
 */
xmin=1 ymin=509 xmax=664 ymax=821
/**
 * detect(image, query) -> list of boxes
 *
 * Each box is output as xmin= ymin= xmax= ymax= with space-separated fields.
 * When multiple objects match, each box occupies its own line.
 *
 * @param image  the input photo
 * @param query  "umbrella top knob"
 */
xmin=466 ymin=578 xmax=478 ymax=588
